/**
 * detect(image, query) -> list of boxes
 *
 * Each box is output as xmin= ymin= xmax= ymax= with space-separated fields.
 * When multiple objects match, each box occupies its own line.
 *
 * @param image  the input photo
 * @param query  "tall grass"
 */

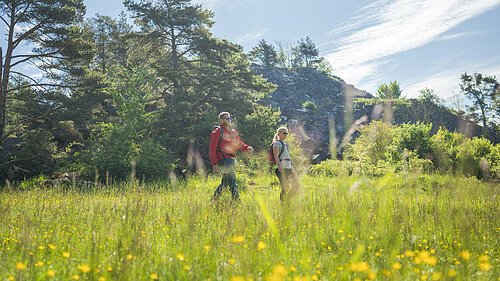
xmin=0 ymin=174 xmax=498 ymax=280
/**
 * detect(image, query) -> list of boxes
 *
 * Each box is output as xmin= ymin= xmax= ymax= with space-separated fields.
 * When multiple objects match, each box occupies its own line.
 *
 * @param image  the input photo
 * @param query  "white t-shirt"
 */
xmin=274 ymin=141 xmax=292 ymax=169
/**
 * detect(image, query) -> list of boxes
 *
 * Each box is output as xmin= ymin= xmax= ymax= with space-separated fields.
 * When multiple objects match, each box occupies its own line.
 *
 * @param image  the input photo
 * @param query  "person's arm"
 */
xmin=236 ymin=131 xmax=253 ymax=153
xmin=273 ymin=142 xmax=282 ymax=172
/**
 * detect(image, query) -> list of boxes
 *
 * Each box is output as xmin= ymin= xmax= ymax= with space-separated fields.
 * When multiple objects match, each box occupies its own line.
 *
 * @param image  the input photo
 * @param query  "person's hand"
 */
xmin=278 ymin=164 xmax=283 ymax=173
xmin=212 ymin=165 xmax=220 ymax=173
xmin=247 ymin=146 xmax=254 ymax=153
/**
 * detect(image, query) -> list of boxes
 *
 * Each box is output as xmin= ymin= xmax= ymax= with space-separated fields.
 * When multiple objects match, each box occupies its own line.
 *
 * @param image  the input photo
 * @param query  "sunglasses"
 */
xmin=221 ymin=116 xmax=232 ymax=120
xmin=282 ymin=132 xmax=288 ymax=135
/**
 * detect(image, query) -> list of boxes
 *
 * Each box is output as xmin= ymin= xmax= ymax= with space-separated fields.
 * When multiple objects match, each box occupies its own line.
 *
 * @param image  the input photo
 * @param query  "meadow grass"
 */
xmin=0 ymin=173 xmax=498 ymax=280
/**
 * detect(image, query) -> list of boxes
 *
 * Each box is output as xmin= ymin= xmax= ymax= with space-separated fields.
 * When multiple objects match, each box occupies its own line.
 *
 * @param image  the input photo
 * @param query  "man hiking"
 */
xmin=209 ymin=112 xmax=253 ymax=201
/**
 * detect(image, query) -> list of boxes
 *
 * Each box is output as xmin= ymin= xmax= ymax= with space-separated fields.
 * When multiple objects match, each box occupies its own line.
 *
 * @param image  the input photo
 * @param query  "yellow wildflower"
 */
xmin=71 ymin=275 xmax=80 ymax=280
xmin=98 ymin=277 xmax=106 ymax=281
xmin=479 ymin=262 xmax=491 ymax=271
xmin=63 ymin=252 xmax=71 ymax=258
xmin=447 ymin=269 xmax=457 ymax=277
xmin=311 ymin=274 xmax=318 ymax=280
xmin=48 ymin=244 xmax=56 ymax=250
xmin=405 ymin=250 xmax=415 ymax=257
xmin=16 ymin=262 xmax=27 ymax=270
xmin=392 ymin=262 xmax=402 ymax=270
xmin=107 ymin=266 xmax=113 ymax=272
xmin=35 ymin=261 xmax=44 ymax=267
xmin=478 ymin=254 xmax=489 ymax=263
xmin=229 ymin=258 xmax=236 ymax=265
xmin=126 ymin=254 xmax=134 ymax=261
xmin=432 ymin=272 xmax=443 ymax=281
xmin=368 ymin=271 xmax=377 ymax=280
xmin=78 ymin=264 xmax=91 ymax=273
xmin=257 ymin=241 xmax=266 ymax=251
xmin=176 ymin=253 xmax=185 ymax=261
xmin=425 ymin=256 xmax=437 ymax=266
xmin=183 ymin=264 xmax=191 ymax=271
xmin=348 ymin=262 xmax=370 ymax=272
xmin=272 ymin=264 xmax=287 ymax=276
xmin=47 ymin=269 xmax=56 ymax=278
xmin=150 ymin=273 xmax=158 ymax=280
xmin=231 ymin=276 xmax=246 ymax=281
xmin=232 ymin=235 xmax=245 ymax=243
xmin=459 ymin=250 xmax=471 ymax=261
xmin=204 ymin=245 xmax=210 ymax=252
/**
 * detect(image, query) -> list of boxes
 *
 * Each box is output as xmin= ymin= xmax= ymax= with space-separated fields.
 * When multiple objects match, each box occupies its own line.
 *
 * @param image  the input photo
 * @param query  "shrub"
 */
xmin=429 ymin=128 xmax=464 ymax=173
xmin=456 ymin=137 xmax=494 ymax=178
xmin=346 ymin=120 xmax=393 ymax=165
xmin=386 ymin=122 xmax=433 ymax=163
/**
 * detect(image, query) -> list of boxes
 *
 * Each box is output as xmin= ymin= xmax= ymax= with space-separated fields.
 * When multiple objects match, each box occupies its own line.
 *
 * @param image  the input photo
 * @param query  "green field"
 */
xmin=0 ymin=174 xmax=498 ymax=280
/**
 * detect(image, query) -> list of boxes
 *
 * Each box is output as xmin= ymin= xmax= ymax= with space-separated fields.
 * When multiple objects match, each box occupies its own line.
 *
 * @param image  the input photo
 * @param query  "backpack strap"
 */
xmin=277 ymin=140 xmax=285 ymax=159
xmin=214 ymin=125 xmax=231 ymax=159
xmin=214 ymin=125 xmax=224 ymax=151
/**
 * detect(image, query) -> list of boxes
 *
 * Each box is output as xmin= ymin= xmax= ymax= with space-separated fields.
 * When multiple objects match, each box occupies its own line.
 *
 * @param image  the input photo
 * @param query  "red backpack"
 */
xmin=268 ymin=140 xmax=285 ymax=165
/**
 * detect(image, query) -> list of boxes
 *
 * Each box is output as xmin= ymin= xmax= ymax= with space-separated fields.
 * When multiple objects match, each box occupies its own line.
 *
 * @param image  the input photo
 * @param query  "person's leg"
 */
xmin=275 ymin=168 xmax=288 ymax=201
xmin=226 ymin=159 xmax=239 ymax=200
xmin=212 ymin=159 xmax=228 ymax=200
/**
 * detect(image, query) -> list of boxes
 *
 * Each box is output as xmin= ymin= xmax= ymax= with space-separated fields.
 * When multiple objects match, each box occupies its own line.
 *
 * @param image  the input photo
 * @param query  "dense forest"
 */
xmin=0 ymin=0 xmax=498 ymax=182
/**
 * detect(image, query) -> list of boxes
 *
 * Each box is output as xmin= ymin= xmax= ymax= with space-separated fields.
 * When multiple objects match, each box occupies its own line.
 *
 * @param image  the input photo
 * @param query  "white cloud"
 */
xmin=403 ymin=58 xmax=500 ymax=99
xmin=435 ymin=29 xmax=499 ymax=42
xmin=234 ymin=28 xmax=268 ymax=46
xmin=323 ymin=0 xmax=500 ymax=89
xmin=194 ymin=0 xmax=250 ymax=10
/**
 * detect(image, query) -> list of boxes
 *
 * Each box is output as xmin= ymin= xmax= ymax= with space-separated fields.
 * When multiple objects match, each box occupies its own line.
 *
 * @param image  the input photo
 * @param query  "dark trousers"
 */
xmin=212 ymin=158 xmax=239 ymax=200
xmin=275 ymin=168 xmax=295 ymax=201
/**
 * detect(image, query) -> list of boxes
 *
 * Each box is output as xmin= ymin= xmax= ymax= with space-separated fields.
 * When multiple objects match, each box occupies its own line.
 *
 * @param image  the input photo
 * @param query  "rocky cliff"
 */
xmin=254 ymin=65 xmax=493 ymax=160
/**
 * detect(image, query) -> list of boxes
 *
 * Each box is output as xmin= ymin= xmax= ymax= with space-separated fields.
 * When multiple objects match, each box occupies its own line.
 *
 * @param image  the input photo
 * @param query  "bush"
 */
xmin=346 ymin=121 xmax=393 ymax=165
xmin=0 ymin=129 xmax=57 ymax=180
xmin=429 ymin=128 xmax=464 ymax=173
xmin=136 ymin=138 xmax=173 ymax=180
xmin=456 ymin=137 xmax=494 ymax=178
xmin=386 ymin=122 xmax=433 ymax=163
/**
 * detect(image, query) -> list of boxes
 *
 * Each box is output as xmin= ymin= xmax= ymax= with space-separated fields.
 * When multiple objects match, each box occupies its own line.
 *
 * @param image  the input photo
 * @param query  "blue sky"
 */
xmin=86 ymin=0 xmax=500 ymax=100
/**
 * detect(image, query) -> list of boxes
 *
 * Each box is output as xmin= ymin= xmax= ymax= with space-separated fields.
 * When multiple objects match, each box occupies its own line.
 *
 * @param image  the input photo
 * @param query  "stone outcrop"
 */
xmin=254 ymin=65 xmax=495 ymax=160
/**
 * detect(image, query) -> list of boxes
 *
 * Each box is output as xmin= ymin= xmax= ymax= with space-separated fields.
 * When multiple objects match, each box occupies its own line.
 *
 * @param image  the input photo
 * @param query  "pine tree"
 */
xmin=0 ymin=0 xmax=90 ymax=143
xmin=249 ymin=39 xmax=278 ymax=67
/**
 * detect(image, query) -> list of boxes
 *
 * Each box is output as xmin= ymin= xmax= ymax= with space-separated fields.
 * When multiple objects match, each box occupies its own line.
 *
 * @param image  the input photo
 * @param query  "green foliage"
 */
xmin=343 ymin=122 xmax=500 ymax=179
xmin=308 ymin=159 xmax=355 ymax=177
xmin=487 ymin=144 xmax=500 ymax=179
xmin=79 ymin=66 xmax=166 ymax=180
xmin=237 ymin=105 xmax=281 ymax=150
xmin=346 ymin=121 xmax=393 ymax=166
xmin=456 ymin=137 xmax=494 ymax=178
xmin=136 ymin=138 xmax=172 ymax=180
xmin=18 ymin=175 xmax=50 ymax=190
xmin=386 ymin=122 xmax=433 ymax=163
xmin=302 ymin=100 xmax=318 ymax=113
xmin=418 ymin=87 xmax=443 ymax=106
xmin=376 ymin=81 xmax=403 ymax=99
xmin=0 ymin=129 xmax=57 ymax=179
xmin=248 ymin=39 xmax=278 ymax=67
xmin=291 ymin=36 xmax=321 ymax=68
xmin=430 ymin=128 xmax=465 ymax=173
xmin=459 ymin=72 xmax=499 ymax=134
